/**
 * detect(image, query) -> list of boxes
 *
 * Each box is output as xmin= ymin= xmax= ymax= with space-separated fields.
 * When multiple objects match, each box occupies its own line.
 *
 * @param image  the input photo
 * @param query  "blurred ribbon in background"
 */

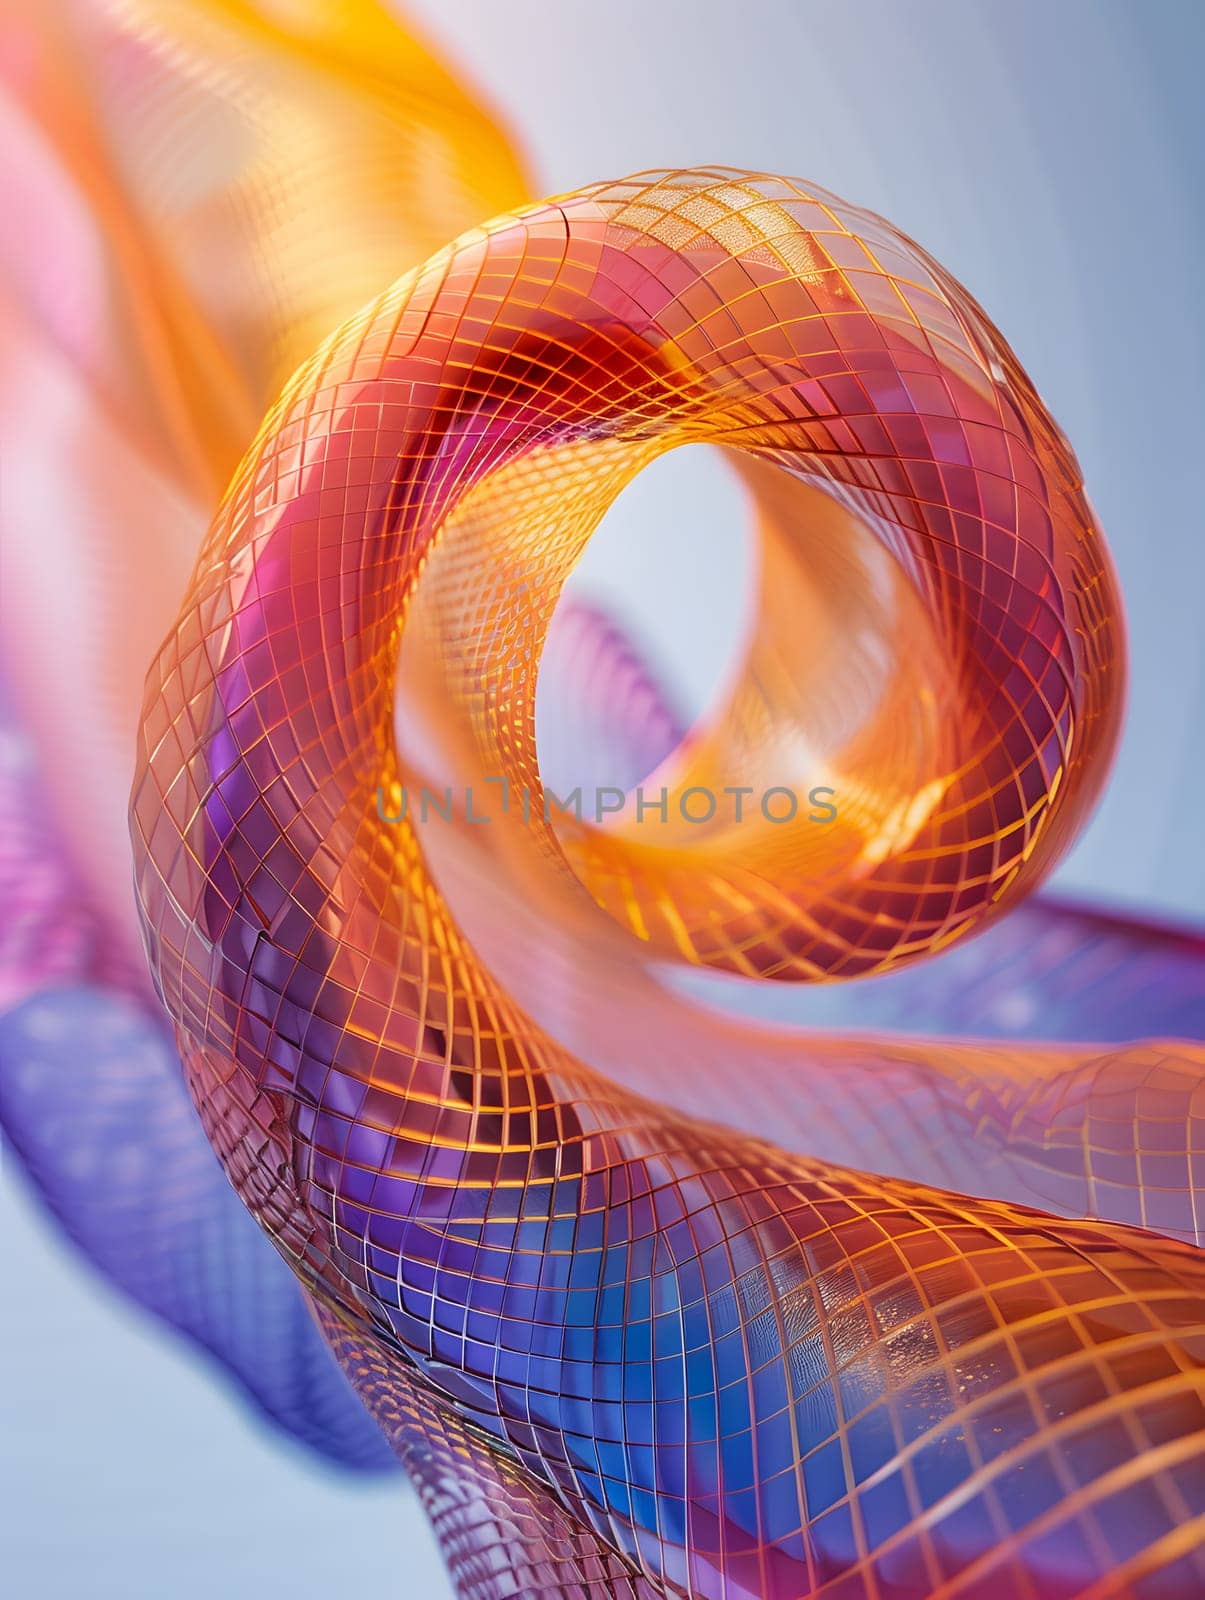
xmin=0 ymin=0 xmax=526 ymax=1467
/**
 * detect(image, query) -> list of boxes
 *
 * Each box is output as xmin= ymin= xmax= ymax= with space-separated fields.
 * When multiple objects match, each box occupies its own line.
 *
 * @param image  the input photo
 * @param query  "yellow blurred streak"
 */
xmin=2 ymin=0 xmax=531 ymax=494
xmin=0 ymin=0 xmax=531 ymax=965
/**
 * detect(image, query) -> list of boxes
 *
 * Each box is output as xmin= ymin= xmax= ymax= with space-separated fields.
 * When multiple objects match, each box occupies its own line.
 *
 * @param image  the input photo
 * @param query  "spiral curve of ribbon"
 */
xmin=131 ymin=170 xmax=1205 ymax=1598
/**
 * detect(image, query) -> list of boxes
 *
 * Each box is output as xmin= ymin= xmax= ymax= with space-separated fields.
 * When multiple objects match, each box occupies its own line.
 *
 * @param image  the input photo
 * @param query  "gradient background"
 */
xmin=3 ymin=2 xmax=1202 ymax=1594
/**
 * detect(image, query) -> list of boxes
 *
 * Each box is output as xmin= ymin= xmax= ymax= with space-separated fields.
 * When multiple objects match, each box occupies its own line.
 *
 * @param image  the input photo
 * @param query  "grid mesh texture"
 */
xmin=131 ymin=169 xmax=1205 ymax=1598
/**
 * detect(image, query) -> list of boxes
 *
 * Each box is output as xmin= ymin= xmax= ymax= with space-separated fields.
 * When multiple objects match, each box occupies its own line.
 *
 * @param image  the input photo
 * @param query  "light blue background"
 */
xmin=4 ymin=3 xmax=1201 ymax=1594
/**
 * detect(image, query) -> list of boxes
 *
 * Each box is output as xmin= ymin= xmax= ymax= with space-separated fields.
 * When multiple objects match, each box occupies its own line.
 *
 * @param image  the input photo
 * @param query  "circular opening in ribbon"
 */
xmin=535 ymin=444 xmax=756 ymax=801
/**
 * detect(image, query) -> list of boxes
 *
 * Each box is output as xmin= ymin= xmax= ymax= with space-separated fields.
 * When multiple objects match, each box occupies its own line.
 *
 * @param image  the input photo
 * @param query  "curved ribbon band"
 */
xmin=133 ymin=170 xmax=1205 ymax=1599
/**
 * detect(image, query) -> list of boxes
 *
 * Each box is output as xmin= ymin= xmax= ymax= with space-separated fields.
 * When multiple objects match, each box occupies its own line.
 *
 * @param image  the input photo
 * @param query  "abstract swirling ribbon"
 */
xmin=131 ymin=170 xmax=1205 ymax=1597
xmin=0 ymin=0 xmax=526 ymax=1465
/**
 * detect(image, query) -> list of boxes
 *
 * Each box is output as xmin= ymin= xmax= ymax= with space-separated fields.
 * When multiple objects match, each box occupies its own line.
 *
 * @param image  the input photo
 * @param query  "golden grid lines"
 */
xmin=131 ymin=169 xmax=1205 ymax=1599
